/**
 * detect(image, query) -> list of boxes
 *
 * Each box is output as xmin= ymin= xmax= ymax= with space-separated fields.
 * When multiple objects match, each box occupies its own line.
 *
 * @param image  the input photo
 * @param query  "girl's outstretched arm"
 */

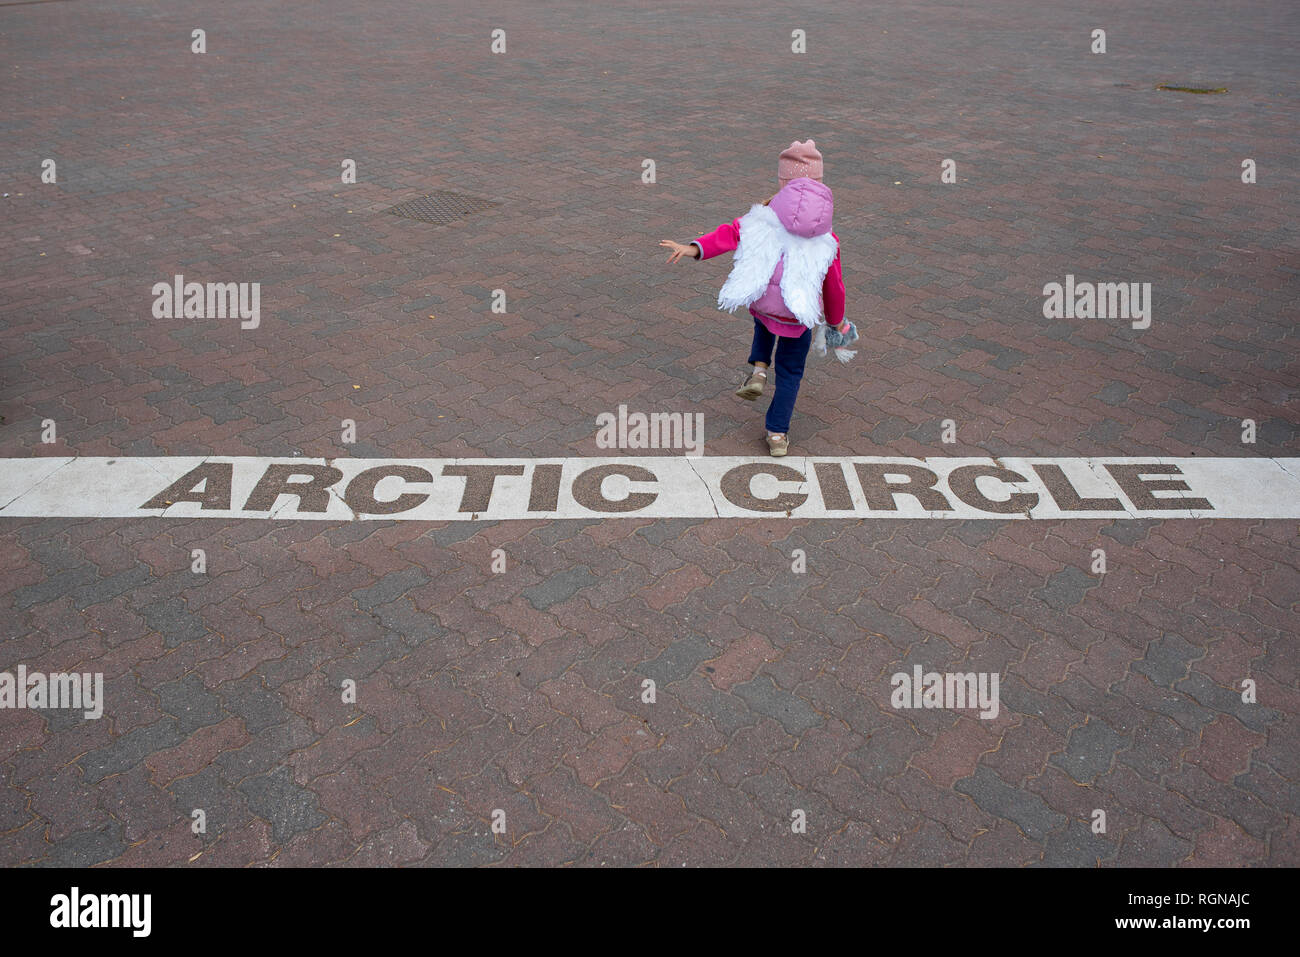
xmin=659 ymin=220 xmax=745 ymax=265
xmin=692 ymin=219 xmax=742 ymax=260
xmin=659 ymin=240 xmax=700 ymax=263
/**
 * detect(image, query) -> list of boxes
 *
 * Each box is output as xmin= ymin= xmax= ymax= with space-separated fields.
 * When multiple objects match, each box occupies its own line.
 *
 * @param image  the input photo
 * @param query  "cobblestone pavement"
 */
xmin=1 ymin=0 xmax=1297 ymax=866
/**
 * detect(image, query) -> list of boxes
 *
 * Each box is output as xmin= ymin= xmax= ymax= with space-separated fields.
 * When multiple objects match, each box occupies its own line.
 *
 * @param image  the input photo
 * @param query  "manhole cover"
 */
xmin=384 ymin=190 xmax=499 ymax=224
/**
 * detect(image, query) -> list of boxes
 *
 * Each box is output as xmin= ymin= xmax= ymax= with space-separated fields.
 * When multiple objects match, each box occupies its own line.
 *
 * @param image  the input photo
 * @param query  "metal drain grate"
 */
xmin=384 ymin=190 xmax=499 ymax=224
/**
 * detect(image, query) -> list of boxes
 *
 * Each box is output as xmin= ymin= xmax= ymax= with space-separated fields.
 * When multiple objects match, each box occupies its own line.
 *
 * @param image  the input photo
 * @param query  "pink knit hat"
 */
xmin=778 ymin=139 xmax=823 ymax=188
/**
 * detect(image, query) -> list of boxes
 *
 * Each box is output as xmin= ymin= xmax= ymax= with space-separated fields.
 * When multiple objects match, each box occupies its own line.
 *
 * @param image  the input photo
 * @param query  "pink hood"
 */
xmin=767 ymin=177 xmax=834 ymax=237
xmin=748 ymin=177 xmax=835 ymax=324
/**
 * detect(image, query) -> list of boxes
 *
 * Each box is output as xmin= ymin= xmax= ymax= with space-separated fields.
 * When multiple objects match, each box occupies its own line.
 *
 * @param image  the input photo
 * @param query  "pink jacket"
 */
xmin=692 ymin=201 xmax=845 ymax=338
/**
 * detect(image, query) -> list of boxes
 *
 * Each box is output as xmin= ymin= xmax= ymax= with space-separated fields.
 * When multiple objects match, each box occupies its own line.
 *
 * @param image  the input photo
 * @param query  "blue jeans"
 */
xmin=748 ymin=317 xmax=811 ymax=434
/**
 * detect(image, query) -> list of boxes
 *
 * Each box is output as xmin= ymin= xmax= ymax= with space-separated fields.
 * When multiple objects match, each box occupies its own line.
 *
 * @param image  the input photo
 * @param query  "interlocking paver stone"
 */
xmin=237 ymin=767 xmax=329 ymax=845
xmin=956 ymin=766 xmax=1068 ymax=842
xmin=1050 ymin=717 xmax=1131 ymax=784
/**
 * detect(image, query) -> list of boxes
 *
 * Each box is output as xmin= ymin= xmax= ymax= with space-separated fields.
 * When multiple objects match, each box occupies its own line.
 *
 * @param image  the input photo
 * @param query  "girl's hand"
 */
xmin=659 ymin=240 xmax=698 ymax=264
xmin=834 ymin=319 xmax=850 ymax=334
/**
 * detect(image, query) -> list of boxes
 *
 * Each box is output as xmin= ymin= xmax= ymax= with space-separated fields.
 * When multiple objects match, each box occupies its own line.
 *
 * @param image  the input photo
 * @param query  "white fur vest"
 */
xmin=716 ymin=203 xmax=839 ymax=329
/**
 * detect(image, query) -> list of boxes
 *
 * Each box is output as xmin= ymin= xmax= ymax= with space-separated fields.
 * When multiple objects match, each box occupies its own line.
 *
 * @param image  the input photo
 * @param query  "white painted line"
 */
xmin=0 ymin=456 xmax=1297 ymax=521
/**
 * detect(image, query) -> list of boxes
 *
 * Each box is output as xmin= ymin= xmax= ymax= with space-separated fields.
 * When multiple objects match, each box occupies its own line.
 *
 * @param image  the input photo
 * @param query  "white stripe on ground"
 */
xmin=0 ymin=456 xmax=1297 ymax=521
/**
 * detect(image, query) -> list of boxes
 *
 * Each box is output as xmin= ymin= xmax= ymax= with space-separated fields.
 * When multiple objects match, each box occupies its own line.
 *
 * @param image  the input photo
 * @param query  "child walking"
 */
xmin=661 ymin=139 xmax=855 ymax=456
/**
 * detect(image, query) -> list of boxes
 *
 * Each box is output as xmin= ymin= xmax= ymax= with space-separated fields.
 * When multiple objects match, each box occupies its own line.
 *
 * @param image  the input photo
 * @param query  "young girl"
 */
xmin=661 ymin=139 xmax=853 ymax=456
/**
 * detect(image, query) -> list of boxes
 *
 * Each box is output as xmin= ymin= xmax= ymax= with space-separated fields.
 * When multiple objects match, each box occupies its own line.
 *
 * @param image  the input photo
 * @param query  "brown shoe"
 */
xmin=766 ymin=432 xmax=789 ymax=457
xmin=734 ymin=368 xmax=767 ymax=400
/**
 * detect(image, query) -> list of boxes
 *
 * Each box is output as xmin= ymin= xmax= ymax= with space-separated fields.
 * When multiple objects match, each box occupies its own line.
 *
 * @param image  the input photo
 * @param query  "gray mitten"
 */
xmin=825 ymin=321 xmax=859 ymax=349
xmin=824 ymin=321 xmax=859 ymax=362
